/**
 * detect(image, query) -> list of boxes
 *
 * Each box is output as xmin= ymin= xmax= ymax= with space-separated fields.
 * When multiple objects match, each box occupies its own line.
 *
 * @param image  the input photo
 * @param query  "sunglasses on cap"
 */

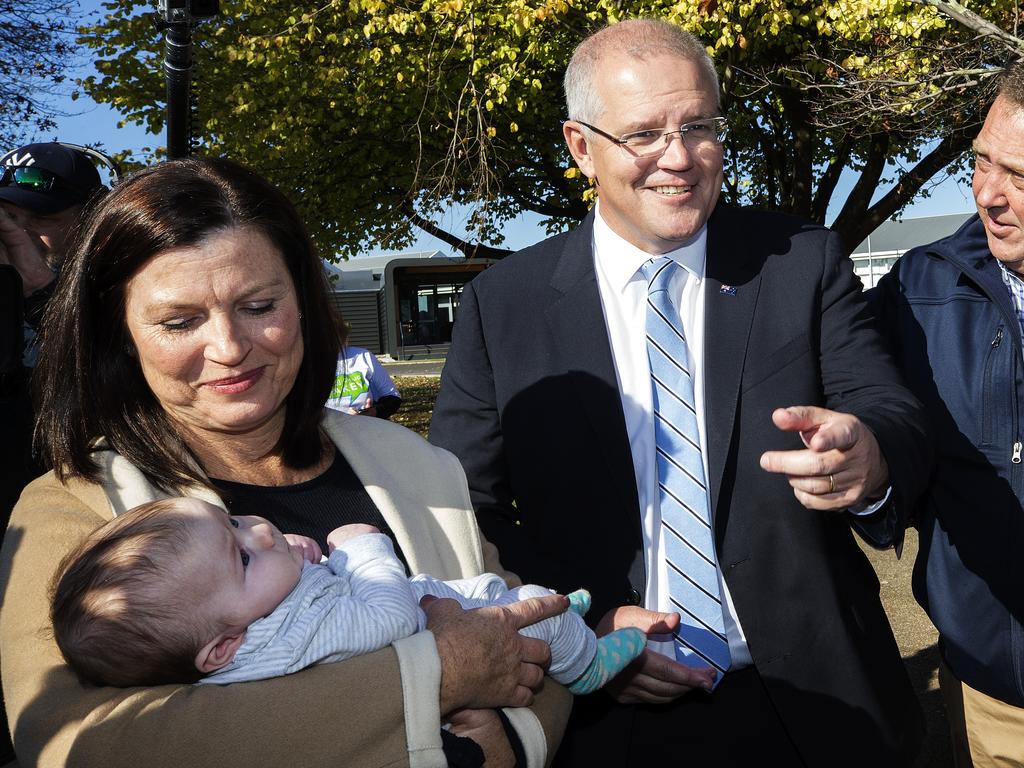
xmin=0 ymin=166 xmax=83 ymax=195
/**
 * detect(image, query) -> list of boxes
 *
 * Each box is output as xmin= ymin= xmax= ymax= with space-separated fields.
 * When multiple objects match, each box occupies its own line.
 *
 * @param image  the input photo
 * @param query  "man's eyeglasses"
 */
xmin=576 ymin=117 xmax=729 ymax=157
xmin=0 ymin=166 xmax=71 ymax=193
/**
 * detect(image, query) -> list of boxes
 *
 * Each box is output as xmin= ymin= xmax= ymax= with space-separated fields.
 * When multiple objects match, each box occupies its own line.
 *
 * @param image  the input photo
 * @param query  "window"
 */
xmin=397 ymin=279 xmax=465 ymax=346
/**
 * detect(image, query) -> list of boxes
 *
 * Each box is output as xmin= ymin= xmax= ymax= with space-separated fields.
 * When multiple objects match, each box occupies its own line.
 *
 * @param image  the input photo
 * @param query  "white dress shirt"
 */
xmin=591 ymin=205 xmax=754 ymax=668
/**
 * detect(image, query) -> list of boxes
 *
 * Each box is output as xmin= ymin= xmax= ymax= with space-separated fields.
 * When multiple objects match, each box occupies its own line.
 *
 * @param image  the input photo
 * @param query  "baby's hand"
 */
xmin=284 ymin=534 xmax=323 ymax=564
xmin=327 ymin=523 xmax=380 ymax=552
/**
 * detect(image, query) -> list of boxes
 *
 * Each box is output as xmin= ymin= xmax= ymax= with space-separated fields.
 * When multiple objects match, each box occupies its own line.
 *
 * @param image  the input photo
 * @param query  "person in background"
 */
xmin=1 ymin=157 xmax=570 ymax=768
xmin=0 ymin=142 xmax=106 ymax=368
xmin=430 ymin=18 xmax=929 ymax=767
xmin=1 ymin=143 xmax=106 ymax=511
xmin=326 ymin=340 xmax=402 ymax=419
xmin=0 ymin=143 xmax=106 ymax=765
xmin=871 ymin=61 xmax=1024 ymax=768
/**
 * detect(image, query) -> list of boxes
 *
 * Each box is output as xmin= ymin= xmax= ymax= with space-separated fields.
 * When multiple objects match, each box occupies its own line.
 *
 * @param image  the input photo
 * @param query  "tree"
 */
xmin=0 ymin=0 xmax=76 ymax=152
xmin=79 ymin=1 xmax=1020 ymax=258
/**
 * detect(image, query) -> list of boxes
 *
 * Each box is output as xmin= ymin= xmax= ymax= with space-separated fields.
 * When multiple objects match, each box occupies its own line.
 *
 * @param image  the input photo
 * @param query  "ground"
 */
xmin=862 ymin=532 xmax=950 ymax=767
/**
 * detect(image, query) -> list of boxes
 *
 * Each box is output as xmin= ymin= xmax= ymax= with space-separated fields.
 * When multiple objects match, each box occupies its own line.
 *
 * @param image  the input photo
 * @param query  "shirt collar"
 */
xmin=998 ymin=260 xmax=1024 ymax=301
xmin=593 ymin=202 xmax=707 ymax=292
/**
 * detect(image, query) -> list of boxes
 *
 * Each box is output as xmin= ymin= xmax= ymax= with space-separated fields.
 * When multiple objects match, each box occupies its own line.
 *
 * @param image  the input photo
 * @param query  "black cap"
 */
xmin=0 ymin=143 xmax=105 ymax=214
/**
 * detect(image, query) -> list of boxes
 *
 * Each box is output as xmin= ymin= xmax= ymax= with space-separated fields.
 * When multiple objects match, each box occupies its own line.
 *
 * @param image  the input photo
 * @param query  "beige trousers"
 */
xmin=940 ymin=660 xmax=1024 ymax=768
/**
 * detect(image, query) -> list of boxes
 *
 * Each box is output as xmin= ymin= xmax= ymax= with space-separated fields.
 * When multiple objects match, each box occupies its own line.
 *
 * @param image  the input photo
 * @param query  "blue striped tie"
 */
xmin=641 ymin=257 xmax=731 ymax=678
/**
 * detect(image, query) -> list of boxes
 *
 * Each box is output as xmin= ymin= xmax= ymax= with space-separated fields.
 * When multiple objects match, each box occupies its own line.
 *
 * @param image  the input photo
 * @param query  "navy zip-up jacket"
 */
xmin=871 ymin=214 xmax=1024 ymax=706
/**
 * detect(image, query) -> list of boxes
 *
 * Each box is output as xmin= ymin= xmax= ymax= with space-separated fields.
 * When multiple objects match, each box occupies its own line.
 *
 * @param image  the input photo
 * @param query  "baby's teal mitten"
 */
xmin=566 ymin=627 xmax=646 ymax=695
xmin=566 ymin=588 xmax=591 ymax=617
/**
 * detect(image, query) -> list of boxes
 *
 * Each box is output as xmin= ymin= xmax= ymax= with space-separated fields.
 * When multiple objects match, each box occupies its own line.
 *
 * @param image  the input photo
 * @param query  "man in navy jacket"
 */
xmin=872 ymin=64 xmax=1024 ymax=765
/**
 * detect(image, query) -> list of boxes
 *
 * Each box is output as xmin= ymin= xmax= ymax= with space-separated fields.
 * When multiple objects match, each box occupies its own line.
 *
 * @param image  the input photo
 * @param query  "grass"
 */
xmin=391 ymin=376 xmax=441 ymax=437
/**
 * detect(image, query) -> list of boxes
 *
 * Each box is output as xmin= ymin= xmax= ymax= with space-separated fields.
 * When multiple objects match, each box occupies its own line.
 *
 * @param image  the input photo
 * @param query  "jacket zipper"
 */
xmin=1004 ymin=330 xmax=1024 ymax=464
xmin=1009 ymin=333 xmax=1022 ymax=465
xmin=1013 ymin=345 xmax=1024 ymax=699
xmin=988 ymin=328 xmax=1022 ymax=462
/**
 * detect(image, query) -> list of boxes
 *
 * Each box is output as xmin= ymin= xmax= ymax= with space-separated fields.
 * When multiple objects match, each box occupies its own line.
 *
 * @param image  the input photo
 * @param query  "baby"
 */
xmin=51 ymin=497 xmax=645 ymax=694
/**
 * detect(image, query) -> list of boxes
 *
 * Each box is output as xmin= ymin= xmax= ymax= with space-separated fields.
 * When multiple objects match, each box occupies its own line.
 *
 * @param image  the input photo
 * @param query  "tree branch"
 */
xmin=399 ymin=200 xmax=514 ymax=260
xmin=778 ymin=86 xmax=814 ymax=212
xmin=913 ymin=0 xmax=1024 ymax=54
xmin=830 ymin=133 xmax=891 ymax=240
xmin=812 ymin=135 xmax=854 ymax=223
xmin=847 ymin=126 xmax=976 ymax=249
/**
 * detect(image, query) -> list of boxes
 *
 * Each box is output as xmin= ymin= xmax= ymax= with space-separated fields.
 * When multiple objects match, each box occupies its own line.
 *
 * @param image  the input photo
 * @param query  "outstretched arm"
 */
xmin=757 ymin=229 xmax=930 ymax=549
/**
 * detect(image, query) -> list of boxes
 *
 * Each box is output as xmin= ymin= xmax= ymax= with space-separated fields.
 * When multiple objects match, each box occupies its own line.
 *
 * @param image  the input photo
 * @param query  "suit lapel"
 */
xmin=703 ymin=208 xmax=763 ymax=525
xmin=545 ymin=215 xmax=643 ymax=523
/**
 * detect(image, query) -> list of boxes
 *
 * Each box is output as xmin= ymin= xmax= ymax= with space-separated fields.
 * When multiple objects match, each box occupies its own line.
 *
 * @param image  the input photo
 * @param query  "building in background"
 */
xmin=324 ymin=250 xmax=496 ymax=359
xmin=851 ymin=213 xmax=972 ymax=288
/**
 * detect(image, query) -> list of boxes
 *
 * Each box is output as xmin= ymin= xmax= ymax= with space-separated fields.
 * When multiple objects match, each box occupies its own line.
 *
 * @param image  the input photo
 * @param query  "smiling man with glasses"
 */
xmin=431 ymin=17 xmax=929 ymax=768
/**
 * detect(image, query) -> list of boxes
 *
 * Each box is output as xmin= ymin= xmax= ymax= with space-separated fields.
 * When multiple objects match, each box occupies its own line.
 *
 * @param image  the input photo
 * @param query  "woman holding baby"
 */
xmin=0 ymin=158 xmax=571 ymax=768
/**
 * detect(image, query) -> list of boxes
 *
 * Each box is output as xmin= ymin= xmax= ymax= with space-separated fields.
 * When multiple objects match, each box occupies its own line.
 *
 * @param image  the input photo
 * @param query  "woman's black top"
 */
xmin=210 ymin=447 xmax=409 ymax=571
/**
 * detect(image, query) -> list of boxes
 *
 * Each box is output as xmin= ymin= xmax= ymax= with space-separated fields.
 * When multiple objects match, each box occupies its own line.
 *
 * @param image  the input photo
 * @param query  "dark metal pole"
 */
xmin=163 ymin=20 xmax=193 ymax=160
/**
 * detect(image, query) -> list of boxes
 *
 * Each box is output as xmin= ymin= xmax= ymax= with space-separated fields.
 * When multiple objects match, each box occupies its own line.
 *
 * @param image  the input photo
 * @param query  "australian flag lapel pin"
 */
xmin=719 ymin=284 xmax=737 ymax=296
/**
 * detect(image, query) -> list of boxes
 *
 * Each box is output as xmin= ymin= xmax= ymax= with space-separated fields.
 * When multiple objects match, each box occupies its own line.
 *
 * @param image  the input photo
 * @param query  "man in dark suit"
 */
xmin=430 ymin=18 xmax=928 ymax=767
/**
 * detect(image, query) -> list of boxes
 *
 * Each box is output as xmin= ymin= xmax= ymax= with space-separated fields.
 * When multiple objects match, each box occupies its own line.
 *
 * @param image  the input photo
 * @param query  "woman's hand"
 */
xmin=424 ymin=592 xmax=568 ymax=714
xmin=447 ymin=709 xmax=514 ymax=768
xmin=284 ymin=534 xmax=323 ymax=563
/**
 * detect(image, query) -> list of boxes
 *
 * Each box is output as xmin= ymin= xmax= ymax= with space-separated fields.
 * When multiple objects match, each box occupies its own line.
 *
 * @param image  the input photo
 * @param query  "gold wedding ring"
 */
xmin=828 ymin=473 xmax=836 ymax=494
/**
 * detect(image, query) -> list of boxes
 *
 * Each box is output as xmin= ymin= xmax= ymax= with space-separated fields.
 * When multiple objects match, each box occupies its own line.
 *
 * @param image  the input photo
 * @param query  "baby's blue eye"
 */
xmin=229 ymin=518 xmax=239 ymax=528
xmin=240 ymin=550 xmax=250 ymax=567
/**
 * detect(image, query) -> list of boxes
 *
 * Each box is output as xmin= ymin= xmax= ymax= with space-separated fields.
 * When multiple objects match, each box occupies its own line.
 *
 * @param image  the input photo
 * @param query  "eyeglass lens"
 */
xmin=625 ymin=119 xmax=727 ymax=156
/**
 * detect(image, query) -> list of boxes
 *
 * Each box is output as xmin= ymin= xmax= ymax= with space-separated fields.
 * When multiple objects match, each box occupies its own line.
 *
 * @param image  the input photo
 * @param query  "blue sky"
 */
xmin=36 ymin=1 xmax=977 ymax=256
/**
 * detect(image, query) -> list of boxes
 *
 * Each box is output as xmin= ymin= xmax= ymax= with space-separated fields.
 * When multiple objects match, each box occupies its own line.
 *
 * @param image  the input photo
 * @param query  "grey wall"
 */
xmin=330 ymin=291 xmax=382 ymax=353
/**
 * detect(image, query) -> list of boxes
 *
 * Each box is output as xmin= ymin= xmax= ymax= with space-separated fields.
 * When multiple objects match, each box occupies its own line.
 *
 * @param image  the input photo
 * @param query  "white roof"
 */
xmin=851 ymin=213 xmax=973 ymax=255
xmin=323 ymin=249 xmax=462 ymax=291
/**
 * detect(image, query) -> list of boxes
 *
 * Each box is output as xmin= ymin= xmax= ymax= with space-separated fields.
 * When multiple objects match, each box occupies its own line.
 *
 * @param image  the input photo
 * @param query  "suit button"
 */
xmin=627 ymin=588 xmax=642 ymax=606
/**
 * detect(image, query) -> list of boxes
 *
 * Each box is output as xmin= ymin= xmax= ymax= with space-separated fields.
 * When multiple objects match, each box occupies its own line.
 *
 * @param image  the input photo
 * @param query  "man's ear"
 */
xmin=563 ymin=121 xmax=597 ymax=181
xmin=195 ymin=631 xmax=246 ymax=674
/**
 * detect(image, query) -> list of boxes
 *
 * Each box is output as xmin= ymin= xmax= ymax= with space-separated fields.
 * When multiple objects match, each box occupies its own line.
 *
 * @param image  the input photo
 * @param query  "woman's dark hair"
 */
xmin=34 ymin=157 xmax=340 ymax=490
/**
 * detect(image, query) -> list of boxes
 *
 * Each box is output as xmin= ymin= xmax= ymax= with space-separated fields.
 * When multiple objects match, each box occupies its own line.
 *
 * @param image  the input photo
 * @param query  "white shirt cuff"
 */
xmin=848 ymin=485 xmax=892 ymax=516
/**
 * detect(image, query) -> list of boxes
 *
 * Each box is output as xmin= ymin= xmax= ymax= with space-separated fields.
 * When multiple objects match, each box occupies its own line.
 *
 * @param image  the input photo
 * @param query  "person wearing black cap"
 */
xmin=0 ymin=142 xmax=106 ymax=365
xmin=0 ymin=143 xmax=105 ymax=513
xmin=0 ymin=141 xmax=105 ymax=763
